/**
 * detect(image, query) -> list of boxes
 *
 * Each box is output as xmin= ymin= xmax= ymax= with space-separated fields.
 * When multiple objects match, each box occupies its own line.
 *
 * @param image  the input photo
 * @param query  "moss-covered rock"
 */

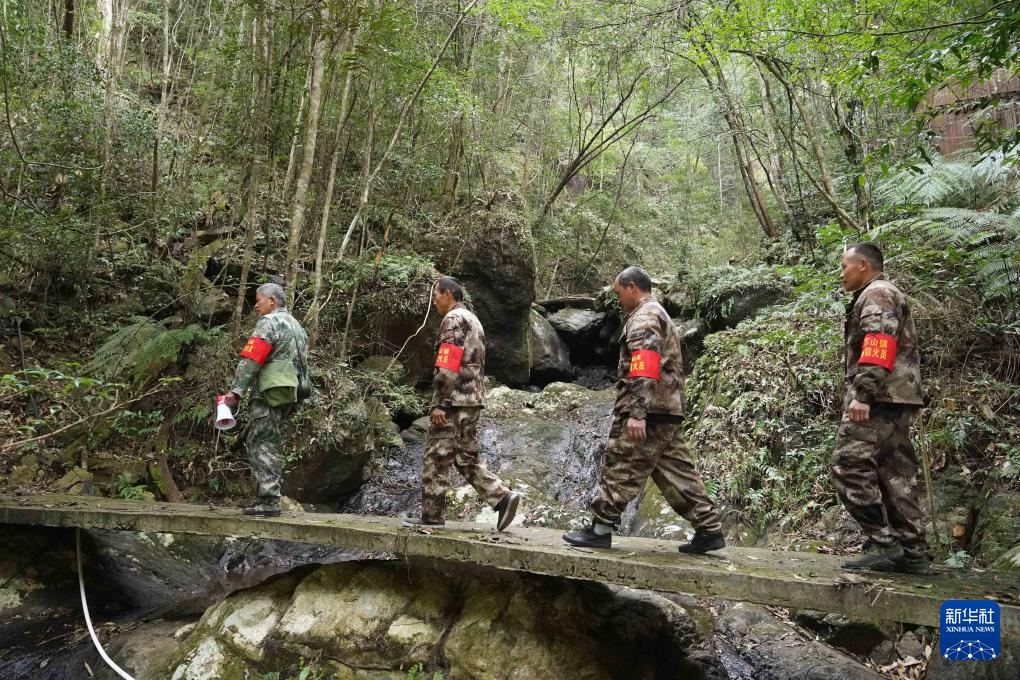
xmin=163 ymin=559 xmax=716 ymax=680
xmin=974 ymin=489 xmax=1020 ymax=572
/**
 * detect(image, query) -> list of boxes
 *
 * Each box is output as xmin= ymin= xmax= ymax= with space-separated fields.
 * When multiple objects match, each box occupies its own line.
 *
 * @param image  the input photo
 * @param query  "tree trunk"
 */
xmin=754 ymin=64 xmax=792 ymax=219
xmin=307 ymin=28 xmax=358 ymax=345
xmin=97 ymin=0 xmax=127 ymax=237
xmin=755 ymin=54 xmax=861 ymax=231
xmin=282 ymin=36 xmax=313 ymax=198
xmin=232 ymin=3 xmax=275 ymax=338
xmin=832 ymin=89 xmax=871 ymax=230
xmin=151 ymin=0 xmax=172 ymax=199
xmin=284 ymin=6 xmax=328 ymax=303
xmin=63 ymin=0 xmax=75 ymax=39
xmin=702 ymin=55 xmax=778 ymax=238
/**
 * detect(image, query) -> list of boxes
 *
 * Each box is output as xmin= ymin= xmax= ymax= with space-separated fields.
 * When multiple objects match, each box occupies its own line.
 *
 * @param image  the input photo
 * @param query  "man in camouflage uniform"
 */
xmin=404 ymin=276 xmax=520 ymax=531
xmin=563 ymin=266 xmax=725 ymax=553
xmin=833 ymin=242 xmax=930 ymax=574
xmin=220 ymin=282 xmax=309 ymax=517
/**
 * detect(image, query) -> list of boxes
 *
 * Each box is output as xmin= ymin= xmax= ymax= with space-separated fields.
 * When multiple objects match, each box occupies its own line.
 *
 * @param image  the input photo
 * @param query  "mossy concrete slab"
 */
xmin=2 ymin=493 xmax=1018 ymax=630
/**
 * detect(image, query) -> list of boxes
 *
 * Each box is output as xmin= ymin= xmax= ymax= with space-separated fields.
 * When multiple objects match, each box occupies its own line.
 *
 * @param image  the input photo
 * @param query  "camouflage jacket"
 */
xmin=615 ymin=297 xmax=685 ymax=419
xmin=231 ymin=308 xmax=310 ymax=396
xmin=431 ymin=303 xmax=486 ymax=409
xmin=844 ymin=277 xmax=924 ymax=406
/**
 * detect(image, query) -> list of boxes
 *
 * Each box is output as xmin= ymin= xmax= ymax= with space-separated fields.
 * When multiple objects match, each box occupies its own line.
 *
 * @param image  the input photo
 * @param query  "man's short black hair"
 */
xmin=616 ymin=266 xmax=652 ymax=293
xmin=847 ymin=242 xmax=884 ymax=271
xmin=435 ymin=276 xmax=465 ymax=301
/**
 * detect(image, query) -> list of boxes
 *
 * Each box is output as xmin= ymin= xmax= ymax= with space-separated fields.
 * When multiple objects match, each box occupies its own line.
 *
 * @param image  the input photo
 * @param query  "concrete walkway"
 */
xmin=2 ymin=493 xmax=1017 ymax=629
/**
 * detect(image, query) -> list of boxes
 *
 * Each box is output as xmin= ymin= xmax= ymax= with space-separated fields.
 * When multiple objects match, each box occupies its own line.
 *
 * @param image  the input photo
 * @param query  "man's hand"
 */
xmin=626 ymin=417 xmax=647 ymax=441
xmin=847 ymin=398 xmax=870 ymax=423
xmin=431 ymin=408 xmax=448 ymax=428
xmin=221 ymin=392 xmax=240 ymax=410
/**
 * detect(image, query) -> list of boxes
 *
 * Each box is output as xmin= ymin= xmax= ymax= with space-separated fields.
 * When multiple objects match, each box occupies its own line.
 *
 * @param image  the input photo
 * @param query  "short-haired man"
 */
xmin=834 ymin=243 xmax=930 ymax=574
xmin=563 ymin=266 xmax=725 ymax=553
xmin=404 ymin=276 xmax=520 ymax=530
xmin=220 ymin=282 xmax=309 ymax=517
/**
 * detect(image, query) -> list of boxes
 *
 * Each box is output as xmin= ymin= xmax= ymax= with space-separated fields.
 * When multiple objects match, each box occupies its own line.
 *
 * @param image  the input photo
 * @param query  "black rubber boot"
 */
xmin=562 ymin=523 xmax=612 ymax=549
xmin=842 ymin=542 xmax=902 ymax=569
xmin=868 ymin=552 xmax=933 ymax=575
xmin=677 ymin=530 xmax=726 ymax=554
xmin=495 ymin=491 xmax=520 ymax=532
xmin=242 ymin=498 xmax=281 ymax=517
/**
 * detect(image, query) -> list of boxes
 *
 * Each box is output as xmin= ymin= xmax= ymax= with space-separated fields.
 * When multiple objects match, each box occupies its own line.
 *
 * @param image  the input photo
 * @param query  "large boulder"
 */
xmin=701 ymin=283 xmax=789 ymax=332
xmin=677 ymin=317 xmax=711 ymax=369
xmin=457 ymin=228 xmax=535 ymax=387
xmin=530 ymin=309 xmax=572 ymax=383
xmin=164 ymin=559 xmax=720 ymax=679
xmin=548 ymin=307 xmax=606 ymax=340
xmin=535 ymin=295 xmax=597 ymax=314
xmin=284 ymin=377 xmax=399 ymax=504
xmin=548 ymin=307 xmax=609 ymax=364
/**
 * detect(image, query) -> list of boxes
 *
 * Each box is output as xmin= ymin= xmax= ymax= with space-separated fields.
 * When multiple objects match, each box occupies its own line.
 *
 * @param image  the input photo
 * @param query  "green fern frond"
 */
xmin=876 ymin=152 xmax=1016 ymax=210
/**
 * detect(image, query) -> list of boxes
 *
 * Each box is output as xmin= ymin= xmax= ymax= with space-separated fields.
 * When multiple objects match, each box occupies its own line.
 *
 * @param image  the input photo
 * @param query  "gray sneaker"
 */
xmin=495 ymin=492 xmax=520 ymax=532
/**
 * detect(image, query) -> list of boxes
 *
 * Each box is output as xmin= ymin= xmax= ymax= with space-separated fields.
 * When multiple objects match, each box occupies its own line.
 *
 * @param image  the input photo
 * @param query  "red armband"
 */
xmin=240 ymin=336 xmax=273 ymax=365
xmin=435 ymin=343 xmax=465 ymax=372
xmin=628 ymin=349 xmax=661 ymax=379
xmin=859 ymin=333 xmax=896 ymax=370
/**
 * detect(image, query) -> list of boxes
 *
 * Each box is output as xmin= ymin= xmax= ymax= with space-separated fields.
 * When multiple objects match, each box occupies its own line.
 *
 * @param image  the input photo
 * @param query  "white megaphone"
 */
xmin=214 ymin=395 xmax=236 ymax=431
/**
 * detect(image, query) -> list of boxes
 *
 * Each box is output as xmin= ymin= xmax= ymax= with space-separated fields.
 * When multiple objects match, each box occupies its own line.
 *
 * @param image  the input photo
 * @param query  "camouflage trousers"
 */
xmin=830 ymin=403 xmax=928 ymax=558
xmin=421 ymin=407 xmax=509 ymax=523
xmin=591 ymin=416 xmax=722 ymax=533
xmin=246 ymin=399 xmax=288 ymax=499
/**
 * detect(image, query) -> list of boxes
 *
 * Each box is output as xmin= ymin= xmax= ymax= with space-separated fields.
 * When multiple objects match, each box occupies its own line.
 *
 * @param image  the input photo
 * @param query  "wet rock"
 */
xmin=165 ymin=560 xmax=716 ymax=680
xmin=717 ymin=602 xmax=883 ymax=680
xmin=343 ymin=382 xmax=614 ymax=528
xmin=573 ymin=364 xmax=616 ymax=390
xmin=93 ymin=619 xmax=194 ymax=680
xmin=530 ymin=309 xmax=572 ymax=384
xmin=793 ymin=610 xmax=893 ymax=656
xmin=84 ymin=529 xmax=361 ymax=616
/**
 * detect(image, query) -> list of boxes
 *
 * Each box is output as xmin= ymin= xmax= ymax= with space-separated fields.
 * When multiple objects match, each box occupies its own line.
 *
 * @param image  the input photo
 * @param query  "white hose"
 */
xmin=76 ymin=528 xmax=137 ymax=680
